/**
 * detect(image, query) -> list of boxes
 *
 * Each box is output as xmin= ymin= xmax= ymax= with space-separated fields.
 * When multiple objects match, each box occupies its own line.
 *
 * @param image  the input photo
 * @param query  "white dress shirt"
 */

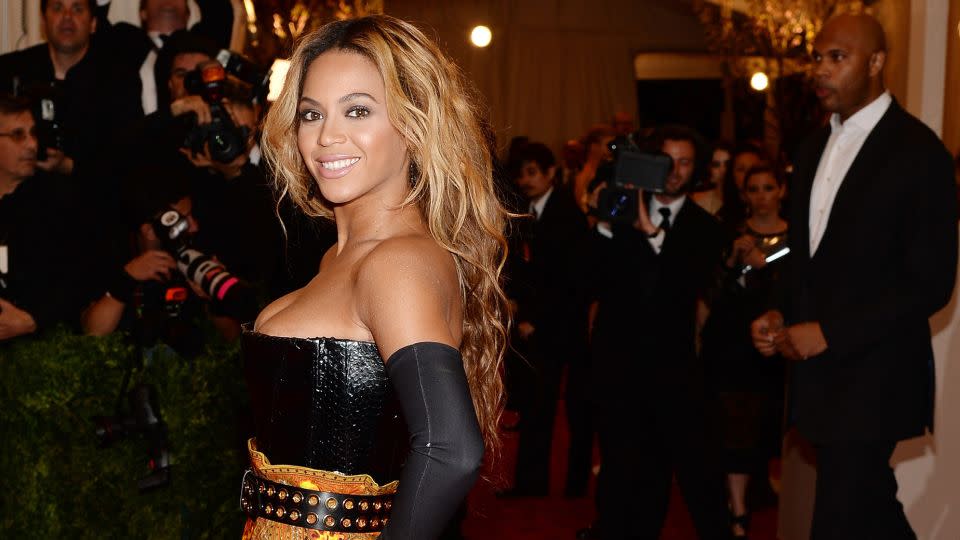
xmin=808 ymin=91 xmax=892 ymax=254
xmin=594 ymin=194 xmax=685 ymax=254
xmin=529 ymin=187 xmax=553 ymax=220
xmin=647 ymin=195 xmax=685 ymax=254
xmin=139 ymin=32 xmax=167 ymax=115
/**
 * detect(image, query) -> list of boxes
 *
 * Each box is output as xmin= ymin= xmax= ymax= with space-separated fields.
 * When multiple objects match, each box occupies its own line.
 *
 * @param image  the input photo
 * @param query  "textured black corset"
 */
xmin=241 ymin=329 xmax=407 ymax=485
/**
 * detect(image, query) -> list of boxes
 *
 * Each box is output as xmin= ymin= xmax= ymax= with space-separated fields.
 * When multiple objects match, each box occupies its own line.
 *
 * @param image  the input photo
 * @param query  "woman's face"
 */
xmin=744 ymin=171 xmax=783 ymax=217
xmin=732 ymin=151 xmax=761 ymax=189
xmin=709 ymin=148 xmax=730 ymax=185
xmin=297 ymin=49 xmax=409 ymax=207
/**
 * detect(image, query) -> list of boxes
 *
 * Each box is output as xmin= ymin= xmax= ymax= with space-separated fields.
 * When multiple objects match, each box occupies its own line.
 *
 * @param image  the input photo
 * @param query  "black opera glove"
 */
xmin=379 ymin=342 xmax=484 ymax=540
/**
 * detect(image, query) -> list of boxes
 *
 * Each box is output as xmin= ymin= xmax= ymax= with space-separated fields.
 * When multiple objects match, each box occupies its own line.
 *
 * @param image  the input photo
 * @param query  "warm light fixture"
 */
xmin=243 ymin=0 xmax=257 ymax=35
xmin=750 ymin=71 xmax=769 ymax=91
xmin=470 ymin=25 xmax=492 ymax=47
xmin=267 ymin=59 xmax=290 ymax=102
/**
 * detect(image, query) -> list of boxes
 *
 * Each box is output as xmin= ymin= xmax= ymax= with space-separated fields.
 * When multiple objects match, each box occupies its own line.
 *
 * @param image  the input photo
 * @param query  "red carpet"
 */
xmin=461 ymin=404 xmax=779 ymax=539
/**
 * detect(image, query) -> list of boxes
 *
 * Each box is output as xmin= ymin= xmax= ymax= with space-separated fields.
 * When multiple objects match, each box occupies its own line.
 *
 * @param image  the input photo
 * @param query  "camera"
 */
xmin=214 ymin=49 xmax=272 ymax=104
xmin=592 ymin=134 xmax=673 ymax=223
xmin=93 ymin=383 xmax=171 ymax=492
xmin=180 ymin=61 xmax=250 ymax=163
xmin=152 ymin=208 xmax=257 ymax=322
xmin=17 ymin=80 xmax=65 ymax=161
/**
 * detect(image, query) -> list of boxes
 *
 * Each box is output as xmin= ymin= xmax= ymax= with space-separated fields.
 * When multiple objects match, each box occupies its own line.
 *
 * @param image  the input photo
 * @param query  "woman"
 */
xmin=241 ymin=15 xmax=509 ymax=539
xmin=692 ymin=141 xmax=732 ymax=215
xmin=716 ymin=143 xmax=766 ymax=228
xmin=701 ymin=164 xmax=788 ymax=539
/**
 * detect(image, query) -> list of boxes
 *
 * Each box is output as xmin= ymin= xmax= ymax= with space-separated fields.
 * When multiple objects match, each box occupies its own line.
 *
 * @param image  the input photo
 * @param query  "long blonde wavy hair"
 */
xmin=260 ymin=15 xmax=509 ymax=456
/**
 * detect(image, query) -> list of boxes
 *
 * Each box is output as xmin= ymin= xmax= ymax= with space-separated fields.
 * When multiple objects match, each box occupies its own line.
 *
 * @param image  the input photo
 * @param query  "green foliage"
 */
xmin=0 ymin=328 xmax=248 ymax=538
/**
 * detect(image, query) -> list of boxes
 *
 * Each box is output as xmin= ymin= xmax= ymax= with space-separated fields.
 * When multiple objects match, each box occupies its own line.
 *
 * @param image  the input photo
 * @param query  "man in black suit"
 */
xmin=499 ymin=142 xmax=592 ymax=498
xmin=583 ymin=125 xmax=730 ymax=539
xmin=752 ymin=14 xmax=958 ymax=540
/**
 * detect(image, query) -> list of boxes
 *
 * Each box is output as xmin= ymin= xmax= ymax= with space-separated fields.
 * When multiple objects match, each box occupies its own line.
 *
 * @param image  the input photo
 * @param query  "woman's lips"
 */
xmin=315 ymin=156 xmax=359 ymax=179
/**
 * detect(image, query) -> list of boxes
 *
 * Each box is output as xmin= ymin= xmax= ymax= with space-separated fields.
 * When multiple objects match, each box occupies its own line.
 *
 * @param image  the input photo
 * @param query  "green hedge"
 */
xmin=0 ymin=329 xmax=248 ymax=539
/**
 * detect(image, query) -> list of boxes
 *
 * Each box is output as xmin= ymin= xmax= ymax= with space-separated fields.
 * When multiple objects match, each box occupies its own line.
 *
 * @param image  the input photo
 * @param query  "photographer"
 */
xmin=0 ymin=95 xmax=77 ymax=342
xmin=110 ymin=30 xmax=282 ymax=293
xmin=80 ymin=165 xmax=251 ymax=349
xmin=581 ymin=125 xmax=730 ymax=539
xmin=0 ymin=0 xmax=141 ymax=198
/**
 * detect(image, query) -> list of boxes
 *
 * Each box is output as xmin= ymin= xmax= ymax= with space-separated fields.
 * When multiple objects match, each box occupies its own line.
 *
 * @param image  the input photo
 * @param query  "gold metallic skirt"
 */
xmin=241 ymin=439 xmax=398 ymax=540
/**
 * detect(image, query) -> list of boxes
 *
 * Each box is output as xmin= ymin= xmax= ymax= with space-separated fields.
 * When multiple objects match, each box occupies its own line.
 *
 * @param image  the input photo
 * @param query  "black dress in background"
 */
xmin=701 ymin=226 xmax=788 ymax=473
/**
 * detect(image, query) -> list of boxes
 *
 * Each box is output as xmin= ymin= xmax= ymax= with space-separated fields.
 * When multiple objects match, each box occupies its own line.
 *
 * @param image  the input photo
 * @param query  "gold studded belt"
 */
xmin=241 ymin=469 xmax=393 ymax=532
xmin=241 ymin=439 xmax=398 ymax=538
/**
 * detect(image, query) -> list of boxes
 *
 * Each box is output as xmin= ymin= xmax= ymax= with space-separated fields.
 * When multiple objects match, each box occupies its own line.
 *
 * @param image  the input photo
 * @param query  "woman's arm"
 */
xmin=355 ymin=237 xmax=482 ymax=539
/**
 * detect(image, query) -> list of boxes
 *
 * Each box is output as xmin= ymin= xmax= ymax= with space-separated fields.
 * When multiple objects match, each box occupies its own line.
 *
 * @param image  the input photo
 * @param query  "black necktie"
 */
xmin=659 ymin=207 xmax=672 ymax=233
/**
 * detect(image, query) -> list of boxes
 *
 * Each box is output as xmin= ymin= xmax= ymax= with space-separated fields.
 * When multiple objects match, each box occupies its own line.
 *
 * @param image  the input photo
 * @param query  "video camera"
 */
xmin=152 ymin=207 xmax=257 ymax=322
xmin=592 ymin=134 xmax=673 ymax=223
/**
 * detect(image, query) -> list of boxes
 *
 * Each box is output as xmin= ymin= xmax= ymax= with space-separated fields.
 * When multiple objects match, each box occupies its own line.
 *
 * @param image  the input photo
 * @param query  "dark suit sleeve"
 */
xmin=818 ymin=147 xmax=958 ymax=359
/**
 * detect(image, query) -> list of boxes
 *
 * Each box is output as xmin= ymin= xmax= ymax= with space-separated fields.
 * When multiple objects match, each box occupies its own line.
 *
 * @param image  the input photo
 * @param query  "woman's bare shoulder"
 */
xmin=354 ymin=234 xmax=460 ymax=358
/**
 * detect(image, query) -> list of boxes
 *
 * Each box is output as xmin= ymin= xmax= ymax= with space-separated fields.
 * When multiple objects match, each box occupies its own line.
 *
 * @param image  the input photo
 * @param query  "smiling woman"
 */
xmin=247 ymin=14 xmax=510 ymax=540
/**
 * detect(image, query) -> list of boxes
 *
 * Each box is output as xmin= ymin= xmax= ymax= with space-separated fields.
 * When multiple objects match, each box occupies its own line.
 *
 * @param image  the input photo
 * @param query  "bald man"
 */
xmin=751 ymin=14 xmax=957 ymax=539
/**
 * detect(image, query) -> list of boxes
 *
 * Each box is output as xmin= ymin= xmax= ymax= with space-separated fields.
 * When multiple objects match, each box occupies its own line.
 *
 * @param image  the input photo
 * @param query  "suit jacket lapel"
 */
xmin=794 ymin=128 xmax=829 ymax=264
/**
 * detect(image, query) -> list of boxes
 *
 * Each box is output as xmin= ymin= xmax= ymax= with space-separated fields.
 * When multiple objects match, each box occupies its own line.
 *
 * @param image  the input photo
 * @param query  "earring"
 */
xmin=307 ymin=182 xmax=319 ymax=200
xmin=409 ymin=160 xmax=420 ymax=188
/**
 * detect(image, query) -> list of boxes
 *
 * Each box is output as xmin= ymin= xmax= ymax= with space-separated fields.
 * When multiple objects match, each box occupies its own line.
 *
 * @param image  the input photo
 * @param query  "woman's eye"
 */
xmin=300 ymin=110 xmax=322 ymax=122
xmin=347 ymin=106 xmax=371 ymax=118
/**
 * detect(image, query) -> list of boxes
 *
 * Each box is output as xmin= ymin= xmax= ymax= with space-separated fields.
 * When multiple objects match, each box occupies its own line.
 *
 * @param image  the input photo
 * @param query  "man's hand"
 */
xmin=776 ymin=322 xmax=828 ymax=361
xmin=0 ymin=297 xmax=38 ymax=341
xmin=124 ymin=250 xmax=177 ymax=282
xmin=751 ymin=310 xmax=784 ymax=357
xmin=180 ymin=143 xmax=248 ymax=179
xmin=36 ymin=148 xmax=74 ymax=175
xmin=632 ymin=188 xmax=658 ymax=235
xmin=170 ymin=95 xmax=212 ymax=124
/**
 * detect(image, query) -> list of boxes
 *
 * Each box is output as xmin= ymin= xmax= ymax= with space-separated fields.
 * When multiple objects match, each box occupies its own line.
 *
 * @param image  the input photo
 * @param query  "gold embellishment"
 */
xmin=343 ymin=499 xmax=355 ymax=510
xmin=342 ymin=518 xmax=352 ymax=528
xmin=291 ymin=492 xmax=303 ymax=504
xmin=326 ymin=497 xmax=338 ymax=510
xmin=306 ymin=513 xmax=318 ymax=525
xmin=324 ymin=515 xmax=336 ymax=527
xmin=307 ymin=494 xmax=319 ymax=506
xmin=277 ymin=488 xmax=288 ymax=500
xmin=289 ymin=510 xmax=300 ymax=521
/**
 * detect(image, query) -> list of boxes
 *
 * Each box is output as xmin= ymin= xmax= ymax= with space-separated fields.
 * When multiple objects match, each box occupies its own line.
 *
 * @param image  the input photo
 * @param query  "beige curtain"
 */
xmin=387 ymin=0 xmax=708 ymax=152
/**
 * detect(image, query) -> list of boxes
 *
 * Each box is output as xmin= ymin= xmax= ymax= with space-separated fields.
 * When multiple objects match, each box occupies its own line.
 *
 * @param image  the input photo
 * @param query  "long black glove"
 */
xmin=379 ymin=342 xmax=484 ymax=539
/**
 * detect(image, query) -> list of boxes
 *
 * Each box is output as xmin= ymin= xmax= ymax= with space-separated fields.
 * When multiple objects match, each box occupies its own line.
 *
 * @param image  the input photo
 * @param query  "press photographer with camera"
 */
xmin=108 ymin=29 xmax=282 ymax=293
xmin=580 ymin=125 xmax=730 ymax=540
xmin=0 ymin=0 xmax=141 ymax=198
xmin=80 ymin=165 xmax=255 ymax=349
xmin=0 ymin=95 xmax=79 ymax=342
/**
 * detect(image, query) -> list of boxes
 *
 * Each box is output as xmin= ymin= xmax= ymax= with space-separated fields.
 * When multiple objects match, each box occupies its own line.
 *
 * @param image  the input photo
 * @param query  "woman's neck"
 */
xmin=332 ymin=195 xmax=423 ymax=254
xmin=747 ymin=212 xmax=785 ymax=233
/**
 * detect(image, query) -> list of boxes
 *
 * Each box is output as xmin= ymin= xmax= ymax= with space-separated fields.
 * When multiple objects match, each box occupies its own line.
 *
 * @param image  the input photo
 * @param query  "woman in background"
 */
xmin=702 ymin=164 xmax=788 ymax=539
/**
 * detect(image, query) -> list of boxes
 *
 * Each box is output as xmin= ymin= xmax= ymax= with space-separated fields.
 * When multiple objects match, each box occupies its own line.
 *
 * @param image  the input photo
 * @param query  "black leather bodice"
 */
xmin=241 ymin=329 xmax=407 ymax=484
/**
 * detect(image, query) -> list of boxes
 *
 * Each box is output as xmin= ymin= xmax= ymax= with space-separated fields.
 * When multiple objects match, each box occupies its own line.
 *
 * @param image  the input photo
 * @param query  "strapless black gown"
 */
xmin=241 ymin=328 xmax=407 ymax=485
